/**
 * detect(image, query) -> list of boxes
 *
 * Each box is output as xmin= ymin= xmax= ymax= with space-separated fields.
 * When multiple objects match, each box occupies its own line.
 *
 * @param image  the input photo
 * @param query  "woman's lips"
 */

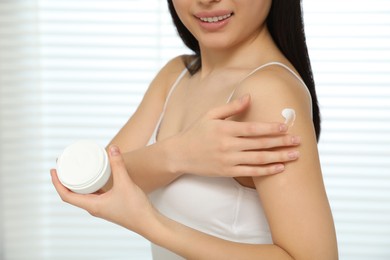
xmin=195 ymin=11 xmax=234 ymax=31
xmin=198 ymin=13 xmax=232 ymax=23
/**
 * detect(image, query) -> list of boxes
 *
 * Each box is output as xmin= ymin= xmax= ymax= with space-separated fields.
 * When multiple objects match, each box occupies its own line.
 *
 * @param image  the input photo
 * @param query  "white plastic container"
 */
xmin=56 ymin=140 xmax=111 ymax=194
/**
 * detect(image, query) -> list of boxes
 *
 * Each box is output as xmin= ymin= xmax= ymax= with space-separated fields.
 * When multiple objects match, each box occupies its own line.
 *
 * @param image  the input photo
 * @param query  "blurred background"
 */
xmin=0 ymin=0 xmax=389 ymax=259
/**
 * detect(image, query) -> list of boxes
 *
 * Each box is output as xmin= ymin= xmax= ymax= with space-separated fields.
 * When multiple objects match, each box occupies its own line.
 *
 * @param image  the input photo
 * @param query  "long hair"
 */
xmin=167 ymin=0 xmax=321 ymax=140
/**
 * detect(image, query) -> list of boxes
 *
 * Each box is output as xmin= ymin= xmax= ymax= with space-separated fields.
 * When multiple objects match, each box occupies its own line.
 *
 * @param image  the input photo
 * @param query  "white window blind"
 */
xmin=0 ymin=1 xmax=187 ymax=259
xmin=0 ymin=1 xmax=389 ymax=260
xmin=304 ymin=1 xmax=390 ymax=259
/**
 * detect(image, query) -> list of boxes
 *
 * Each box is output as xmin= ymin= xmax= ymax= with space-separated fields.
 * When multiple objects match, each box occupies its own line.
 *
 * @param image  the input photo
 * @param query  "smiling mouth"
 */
xmin=198 ymin=13 xmax=233 ymax=23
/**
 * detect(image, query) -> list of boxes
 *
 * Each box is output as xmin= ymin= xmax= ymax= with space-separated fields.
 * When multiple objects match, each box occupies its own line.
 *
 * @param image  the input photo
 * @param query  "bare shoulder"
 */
xmin=232 ymin=65 xmax=338 ymax=258
xmin=151 ymin=54 xmax=194 ymax=95
xmin=159 ymin=54 xmax=189 ymax=76
xmin=232 ymin=63 xmax=319 ymax=175
xmin=231 ymin=64 xmax=318 ymax=168
xmin=232 ymin=64 xmax=312 ymax=125
xmin=135 ymin=54 xmax=190 ymax=114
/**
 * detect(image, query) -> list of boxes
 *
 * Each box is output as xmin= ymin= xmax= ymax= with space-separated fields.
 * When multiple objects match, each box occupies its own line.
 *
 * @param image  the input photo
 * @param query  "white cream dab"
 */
xmin=282 ymin=108 xmax=296 ymax=127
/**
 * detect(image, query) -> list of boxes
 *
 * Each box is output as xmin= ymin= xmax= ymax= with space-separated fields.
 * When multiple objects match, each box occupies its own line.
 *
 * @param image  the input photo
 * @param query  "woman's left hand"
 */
xmin=51 ymin=145 xmax=156 ymax=236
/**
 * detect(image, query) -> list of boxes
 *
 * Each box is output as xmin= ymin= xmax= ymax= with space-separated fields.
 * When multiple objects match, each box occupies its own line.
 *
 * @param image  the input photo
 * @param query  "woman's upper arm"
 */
xmin=232 ymin=68 xmax=338 ymax=259
xmin=108 ymin=55 xmax=187 ymax=151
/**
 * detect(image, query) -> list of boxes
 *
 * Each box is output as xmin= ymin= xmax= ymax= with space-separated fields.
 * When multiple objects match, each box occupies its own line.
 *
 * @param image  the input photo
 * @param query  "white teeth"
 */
xmin=200 ymin=13 xmax=232 ymax=23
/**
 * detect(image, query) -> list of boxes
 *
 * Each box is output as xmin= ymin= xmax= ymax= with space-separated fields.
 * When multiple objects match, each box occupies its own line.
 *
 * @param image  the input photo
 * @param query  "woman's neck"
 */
xmin=198 ymin=27 xmax=280 ymax=79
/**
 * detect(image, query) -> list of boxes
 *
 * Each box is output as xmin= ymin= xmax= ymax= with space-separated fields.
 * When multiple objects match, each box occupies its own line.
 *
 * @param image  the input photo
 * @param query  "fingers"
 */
xmin=51 ymin=168 xmax=67 ymax=195
xmin=231 ymin=134 xmax=301 ymax=151
xmin=50 ymin=169 xmax=95 ymax=210
xmin=221 ymin=120 xmax=289 ymax=137
xmin=207 ymin=94 xmax=251 ymax=120
xmin=51 ymin=145 xmax=128 ymax=206
xmin=107 ymin=145 xmax=129 ymax=181
xmin=205 ymin=94 xmax=292 ymax=138
xmin=232 ymin=164 xmax=286 ymax=177
xmin=232 ymin=150 xmax=300 ymax=167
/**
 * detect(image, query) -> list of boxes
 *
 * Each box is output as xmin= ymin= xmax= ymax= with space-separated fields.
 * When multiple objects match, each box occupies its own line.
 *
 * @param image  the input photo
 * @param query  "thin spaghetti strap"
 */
xmin=151 ymin=58 xmax=199 ymax=143
xmin=226 ymin=62 xmax=311 ymax=103
xmin=149 ymin=67 xmax=188 ymax=143
xmin=162 ymin=58 xmax=198 ymax=113
xmin=161 ymin=68 xmax=188 ymax=114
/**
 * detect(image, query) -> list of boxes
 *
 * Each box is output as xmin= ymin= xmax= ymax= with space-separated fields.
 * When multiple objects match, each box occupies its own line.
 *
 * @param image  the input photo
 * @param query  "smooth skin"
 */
xmin=102 ymin=57 xmax=301 ymax=194
xmin=52 ymin=0 xmax=338 ymax=258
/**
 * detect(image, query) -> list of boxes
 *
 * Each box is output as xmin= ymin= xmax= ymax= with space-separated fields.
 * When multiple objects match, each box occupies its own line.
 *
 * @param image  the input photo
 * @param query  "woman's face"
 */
xmin=172 ymin=0 xmax=272 ymax=51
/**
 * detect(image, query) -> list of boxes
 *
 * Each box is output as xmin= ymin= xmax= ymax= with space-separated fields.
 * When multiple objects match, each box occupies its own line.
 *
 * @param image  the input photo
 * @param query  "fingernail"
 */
xmin=292 ymin=136 xmax=301 ymax=144
xmin=288 ymin=151 xmax=300 ymax=159
xmin=275 ymin=164 xmax=285 ymax=173
xmin=280 ymin=124 xmax=288 ymax=132
xmin=110 ymin=145 xmax=120 ymax=156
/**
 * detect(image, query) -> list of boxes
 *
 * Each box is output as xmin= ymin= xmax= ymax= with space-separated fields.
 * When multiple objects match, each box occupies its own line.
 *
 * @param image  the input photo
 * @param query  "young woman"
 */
xmin=51 ymin=0 xmax=338 ymax=259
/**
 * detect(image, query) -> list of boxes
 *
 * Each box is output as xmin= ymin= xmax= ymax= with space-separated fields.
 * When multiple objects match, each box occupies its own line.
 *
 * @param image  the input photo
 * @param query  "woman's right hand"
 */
xmin=171 ymin=94 xmax=301 ymax=177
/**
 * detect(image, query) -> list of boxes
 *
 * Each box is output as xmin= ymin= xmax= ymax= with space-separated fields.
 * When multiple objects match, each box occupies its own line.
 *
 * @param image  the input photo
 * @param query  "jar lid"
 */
xmin=57 ymin=140 xmax=107 ymax=189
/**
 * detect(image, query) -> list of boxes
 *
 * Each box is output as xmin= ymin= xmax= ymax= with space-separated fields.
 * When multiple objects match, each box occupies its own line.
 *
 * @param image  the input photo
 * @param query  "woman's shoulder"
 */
xmin=151 ymin=54 xmax=195 ymax=93
xmin=158 ymin=54 xmax=195 ymax=79
xmin=145 ymin=54 xmax=191 ymax=98
xmin=245 ymin=63 xmax=310 ymax=102
xmin=233 ymin=62 xmax=312 ymax=120
xmin=229 ymin=61 xmax=312 ymax=134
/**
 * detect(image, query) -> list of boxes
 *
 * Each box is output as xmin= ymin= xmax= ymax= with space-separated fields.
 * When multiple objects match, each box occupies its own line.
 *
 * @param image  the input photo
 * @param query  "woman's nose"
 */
xmin=198 ymin=0 xmax=221 ymax=5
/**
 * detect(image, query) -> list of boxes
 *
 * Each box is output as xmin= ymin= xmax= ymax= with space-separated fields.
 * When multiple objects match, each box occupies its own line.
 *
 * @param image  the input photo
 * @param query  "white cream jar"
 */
xmin=56 ymin=140 xmax=111 ymax=194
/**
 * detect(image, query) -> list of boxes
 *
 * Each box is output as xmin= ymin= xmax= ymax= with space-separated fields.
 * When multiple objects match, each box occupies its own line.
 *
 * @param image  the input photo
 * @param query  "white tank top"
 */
xmin=148 ymin=62 xmax=310 ymax=259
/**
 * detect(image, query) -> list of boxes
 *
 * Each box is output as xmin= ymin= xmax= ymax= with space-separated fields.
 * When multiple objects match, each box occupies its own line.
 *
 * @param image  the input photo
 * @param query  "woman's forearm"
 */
xmin=104 ymin=136 xmax=182 ymax=194
xmin=143 ymin=211 xmax=294 ymax=260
